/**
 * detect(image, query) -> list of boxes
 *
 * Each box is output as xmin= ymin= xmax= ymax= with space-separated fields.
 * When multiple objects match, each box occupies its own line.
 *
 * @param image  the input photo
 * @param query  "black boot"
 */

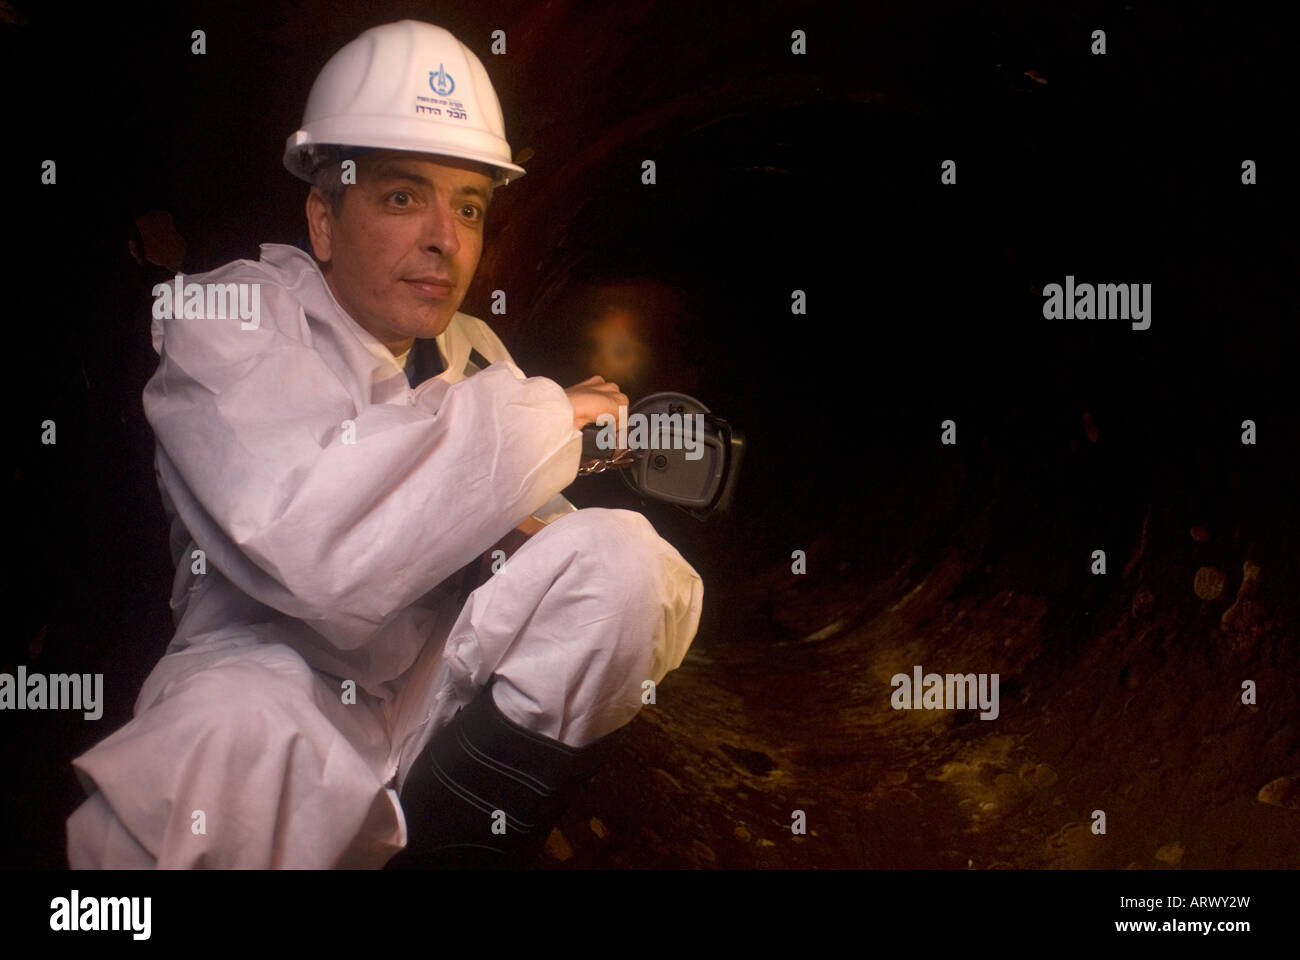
xmin=387 ymin=675 xmax=625 ymax=869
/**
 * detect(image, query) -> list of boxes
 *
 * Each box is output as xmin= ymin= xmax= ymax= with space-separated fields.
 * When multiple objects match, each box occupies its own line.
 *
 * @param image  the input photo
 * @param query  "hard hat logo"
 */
xmin=283 ymin=20 xmax=526 ymax=187
xmin=429 ymin=65 xmax=455 ymax=97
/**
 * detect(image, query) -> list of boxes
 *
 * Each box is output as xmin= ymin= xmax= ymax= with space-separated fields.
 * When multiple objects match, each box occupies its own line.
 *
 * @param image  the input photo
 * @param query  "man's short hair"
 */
xmin=308 ymin=146 xmax=497 ymax=219
xmin=311 ymin=147 xmax=361 ymax=219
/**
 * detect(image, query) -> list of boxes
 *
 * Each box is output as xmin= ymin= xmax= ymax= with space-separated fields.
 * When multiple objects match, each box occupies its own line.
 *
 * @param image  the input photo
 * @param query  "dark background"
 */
xmin=2 ymin=0 xmax=1297 ymax=870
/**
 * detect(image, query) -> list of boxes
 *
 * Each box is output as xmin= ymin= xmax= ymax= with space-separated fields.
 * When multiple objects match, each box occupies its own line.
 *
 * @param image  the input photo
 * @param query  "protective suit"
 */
xmin=65 ymin=242 xmax=704 ymax=868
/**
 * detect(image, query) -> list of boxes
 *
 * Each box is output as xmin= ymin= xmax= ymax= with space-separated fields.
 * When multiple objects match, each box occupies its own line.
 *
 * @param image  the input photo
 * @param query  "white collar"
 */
xmin=260 ymin=243 xmax=413 ymax=376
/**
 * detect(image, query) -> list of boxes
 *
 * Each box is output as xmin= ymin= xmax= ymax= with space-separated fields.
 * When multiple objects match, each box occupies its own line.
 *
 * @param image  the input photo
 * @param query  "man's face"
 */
xmin=306 ymin=150 xmax=494 ymax=353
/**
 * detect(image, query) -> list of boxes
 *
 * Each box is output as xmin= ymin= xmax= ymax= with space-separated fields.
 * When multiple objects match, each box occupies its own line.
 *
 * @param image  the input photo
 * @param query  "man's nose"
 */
xmin=418 ymin=202 xmax=460 ymax=258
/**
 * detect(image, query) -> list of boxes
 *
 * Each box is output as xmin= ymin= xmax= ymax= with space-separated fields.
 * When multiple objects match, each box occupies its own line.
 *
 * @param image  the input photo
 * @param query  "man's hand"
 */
xmin=564 ymin=375 xmax=628 ymax=431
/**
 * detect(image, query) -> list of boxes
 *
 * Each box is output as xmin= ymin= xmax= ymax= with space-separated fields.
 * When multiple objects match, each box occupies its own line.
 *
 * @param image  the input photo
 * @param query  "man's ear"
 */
xmin=305 ymin=187 xmax=334 ymax=262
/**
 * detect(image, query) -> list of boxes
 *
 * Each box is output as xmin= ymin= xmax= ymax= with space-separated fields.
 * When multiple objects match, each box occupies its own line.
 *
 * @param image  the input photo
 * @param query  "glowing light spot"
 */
xmin=586 ymin=307 xmax=649 ymax=382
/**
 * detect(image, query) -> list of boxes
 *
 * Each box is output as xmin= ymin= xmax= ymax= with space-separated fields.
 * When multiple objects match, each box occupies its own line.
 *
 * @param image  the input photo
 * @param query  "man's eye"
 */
xmin=387 ymin=191 xmax=412 ymax=206
xmin=460 ymin=203 xmax=483 ymax=222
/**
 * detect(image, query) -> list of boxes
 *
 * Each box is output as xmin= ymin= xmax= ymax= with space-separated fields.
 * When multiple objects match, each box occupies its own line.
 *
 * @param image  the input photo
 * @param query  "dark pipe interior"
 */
xmin=3 ymin=1 xmax=1297 ymax=868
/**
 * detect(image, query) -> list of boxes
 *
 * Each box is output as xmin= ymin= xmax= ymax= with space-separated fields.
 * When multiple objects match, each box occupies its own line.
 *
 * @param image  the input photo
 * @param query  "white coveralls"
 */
xmin=65 ymin=243 xmax=704 ymax=869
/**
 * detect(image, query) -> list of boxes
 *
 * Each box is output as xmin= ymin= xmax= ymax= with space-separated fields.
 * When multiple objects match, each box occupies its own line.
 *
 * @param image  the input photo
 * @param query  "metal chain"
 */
xmin=577 ymin=448 xmax=638 ymax=475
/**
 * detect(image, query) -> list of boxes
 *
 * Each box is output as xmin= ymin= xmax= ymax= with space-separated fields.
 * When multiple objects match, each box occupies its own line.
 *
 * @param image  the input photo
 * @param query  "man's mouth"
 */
xmin=404 ymin=277 xmax=454 ymax=298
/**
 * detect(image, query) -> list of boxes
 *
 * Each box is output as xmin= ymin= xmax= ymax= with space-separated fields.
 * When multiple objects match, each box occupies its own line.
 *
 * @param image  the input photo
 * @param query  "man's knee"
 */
xmin=89 ymin=647 xmax=322 ymax=814
xmin=459 ymin=508 xmax=703 ymax=744
xmin=166 ymin=651 xmax=314 ymax=738
xmin=70 ymin=645 xmax=392 ymax=869
xmin=526 ymin=508 xmax=702 ymax=694
xmin=538 ymin=507 xmax=698 ymax=615
xmin=67 ymin=790 xmax=156 ymax=869
xmin=541 ymin=506 xmax=658 ymax=554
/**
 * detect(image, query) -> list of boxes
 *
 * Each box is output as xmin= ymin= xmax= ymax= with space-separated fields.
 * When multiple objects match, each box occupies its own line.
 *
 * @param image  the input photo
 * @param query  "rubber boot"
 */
xmin=387 ymin=675 xmax=625 ymax=869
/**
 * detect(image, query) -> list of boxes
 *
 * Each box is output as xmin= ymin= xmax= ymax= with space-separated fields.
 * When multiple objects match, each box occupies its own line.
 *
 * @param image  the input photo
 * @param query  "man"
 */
xmin=65 ymin=19 xmax=703 ymax=869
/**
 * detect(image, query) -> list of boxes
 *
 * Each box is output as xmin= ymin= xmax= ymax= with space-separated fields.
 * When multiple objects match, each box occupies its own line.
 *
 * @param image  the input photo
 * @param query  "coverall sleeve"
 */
xmin=144 ymin=278 xmax=582 ymax=651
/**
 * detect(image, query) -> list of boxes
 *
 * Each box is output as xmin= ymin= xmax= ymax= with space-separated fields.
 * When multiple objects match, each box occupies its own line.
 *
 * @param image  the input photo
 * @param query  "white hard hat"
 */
xmin=284 ymin=20 xmax=526 ymax=187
